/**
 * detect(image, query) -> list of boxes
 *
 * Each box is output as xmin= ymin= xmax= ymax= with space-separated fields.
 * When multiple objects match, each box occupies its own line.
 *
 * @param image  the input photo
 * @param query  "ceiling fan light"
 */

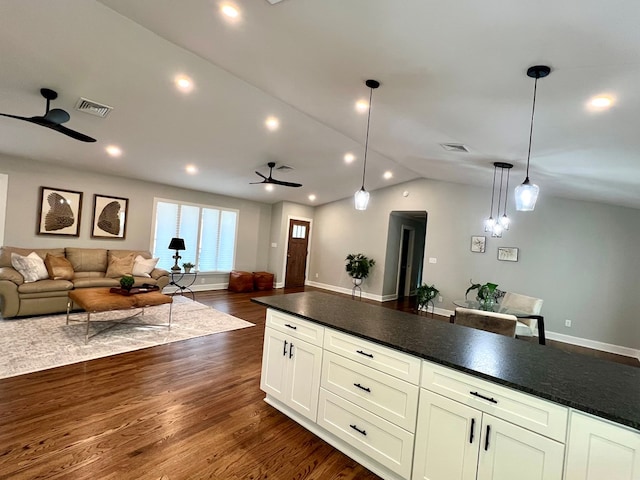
xmin=515 ymin=178 xmax=539 ymax=211
xmin=354 ymin=188 xmax=369 ymax=210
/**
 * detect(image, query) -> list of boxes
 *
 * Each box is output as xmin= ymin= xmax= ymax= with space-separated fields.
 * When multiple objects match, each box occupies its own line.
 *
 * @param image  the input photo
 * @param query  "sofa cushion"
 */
xmin=11 ymin=252 xmax=49 ymax=283
xmin=72 ymin=277 xmax=120 ymax=288
xmin=0 ymin=246 xmax=65 ymax=268
xmin=105 ymin=253 xmax=135 ymax=278
xmin=66 ymin=248 xmax=108 ymax=273
xmin=132 ymin=255 xmax=159 ymax=278
xmin=44 ymin=254 xmax=75 ymax=280
xmin=17 ymin=279 xmax=73 ymax=293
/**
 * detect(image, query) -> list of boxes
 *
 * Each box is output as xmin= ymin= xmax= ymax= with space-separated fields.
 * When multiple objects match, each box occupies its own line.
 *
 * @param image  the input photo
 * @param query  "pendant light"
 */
xmin=354 ymin=79 xmax=380 ymax=210
xmin=515 ymin=65 xmax=551 ymax=211
xmin=484 ymin=162 xmax=513 ymax=237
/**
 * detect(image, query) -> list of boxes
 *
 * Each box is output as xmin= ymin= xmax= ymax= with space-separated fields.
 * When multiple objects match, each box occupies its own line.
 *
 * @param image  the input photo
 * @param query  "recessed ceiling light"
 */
xmin=221 ymin=4 xmax=239 ymax=19
xmin=355 ymin=100 xmax=368 ymax=113
xmin=308 ymin=194 xmax=316 ymax=202
xmin=186 ymin=164 xmax=198 ymax=175
xmin=265 ymin=116 xmax=280 ymax=131
xmin=174 ymin=75 xmax=194 ymax=93
xmin=265 ymin=184 xmax=274 ymax=192
xmin=589 ymin=95 xmax=614 ymax=109
xmin=105 ymin=145 xmax=122 ymax=157
xmin=383 ymin=171 xmax=393 ymax=180
xmin=344 ymin=153 xmax=355 ymax=163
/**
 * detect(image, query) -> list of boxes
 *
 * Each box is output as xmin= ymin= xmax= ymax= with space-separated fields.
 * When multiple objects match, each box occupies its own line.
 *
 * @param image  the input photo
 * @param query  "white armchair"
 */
xmin=500 ymin=292 xmax=544 ymax=340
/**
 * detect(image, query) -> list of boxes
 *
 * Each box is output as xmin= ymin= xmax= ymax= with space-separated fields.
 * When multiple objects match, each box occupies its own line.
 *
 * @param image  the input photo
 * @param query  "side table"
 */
xmin=169 ymin=271 xmax=198 ymax=300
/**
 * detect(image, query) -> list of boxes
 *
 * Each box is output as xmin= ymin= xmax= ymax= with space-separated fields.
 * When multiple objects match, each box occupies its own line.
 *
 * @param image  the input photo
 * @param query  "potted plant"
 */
xmin=415 ymin=283 xmax=439 ymax=314
xmin=119 ymin=274 xmax=135 ymax=291
xmin=465 ymin=279 xmax=502 ymax=310
xmin=345 ymin=253 xmax=375 ymax=285
xmin=182 ymin=262 xmax=195 ymax=273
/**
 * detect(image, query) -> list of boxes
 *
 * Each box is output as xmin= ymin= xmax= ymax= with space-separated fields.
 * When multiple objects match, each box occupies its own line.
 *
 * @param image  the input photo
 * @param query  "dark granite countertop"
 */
xmin=252 ymin=291 xmax=640 ymax=432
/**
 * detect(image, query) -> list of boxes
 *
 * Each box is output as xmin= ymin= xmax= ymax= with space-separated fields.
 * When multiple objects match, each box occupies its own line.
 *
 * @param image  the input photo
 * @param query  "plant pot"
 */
xmin=184 ymin=267 xmax=192 ymax=274
xmin=352 ymin=277 xmax=363 ymax=286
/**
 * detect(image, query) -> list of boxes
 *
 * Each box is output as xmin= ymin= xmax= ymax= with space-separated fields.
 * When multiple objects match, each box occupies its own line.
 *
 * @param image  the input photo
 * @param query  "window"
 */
xmin=152 ymin=198 xmax=238 ymax=272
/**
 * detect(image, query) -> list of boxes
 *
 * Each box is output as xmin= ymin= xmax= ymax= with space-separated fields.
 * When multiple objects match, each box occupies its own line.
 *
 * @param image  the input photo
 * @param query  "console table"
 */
xmin=169 ymin=271 xmax=198 ymax=300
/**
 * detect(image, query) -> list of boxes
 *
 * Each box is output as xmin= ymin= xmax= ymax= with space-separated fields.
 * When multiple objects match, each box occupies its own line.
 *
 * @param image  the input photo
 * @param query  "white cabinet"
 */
xmin=260 ymin=311 xmax=324 ymax=422
xmin=564 ymin=411 xmax=640 ymax=480
xmin=413 ymin=389 xmax=565 ymax=480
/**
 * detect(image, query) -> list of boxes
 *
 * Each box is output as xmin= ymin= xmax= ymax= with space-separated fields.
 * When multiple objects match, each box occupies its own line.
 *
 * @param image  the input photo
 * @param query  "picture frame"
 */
xmin=470 ymin=236 xmax=486 ymax=253
xmin=91 ymin=194 xmax=128 ymax=239
xmin=497 ymin=247 xmax=519 ymax=262
xmin=37 ymin=186 xmax=83 ymax=236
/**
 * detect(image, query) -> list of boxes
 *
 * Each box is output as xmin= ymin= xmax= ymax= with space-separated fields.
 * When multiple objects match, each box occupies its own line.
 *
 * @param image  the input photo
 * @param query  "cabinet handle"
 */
xmin=353 ymin=383 xmax=371 ymax=393
xmin=283 ymin=340 xmax=288 ymax=356
xmin=485 ymin=425 xmax=491 ymax=451
xmin=284 ymin=323 xmax=297 ymax=330
xmin=470 ymin=391 xmax=498 ymax=404
xmin=469 ymin=418 xmax=475 ymax=444
xmin=350 ymin=424 xmax=367 ymax=436
xmin=356 ymin=350 xmax=374 ymax=358
xmin=289 ymin=343 xmax=294 ymax=359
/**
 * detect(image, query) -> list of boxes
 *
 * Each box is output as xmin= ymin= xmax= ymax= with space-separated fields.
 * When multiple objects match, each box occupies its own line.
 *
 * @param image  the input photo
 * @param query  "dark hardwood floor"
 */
xmin=0 ymin=286 xmax=637 ymax=480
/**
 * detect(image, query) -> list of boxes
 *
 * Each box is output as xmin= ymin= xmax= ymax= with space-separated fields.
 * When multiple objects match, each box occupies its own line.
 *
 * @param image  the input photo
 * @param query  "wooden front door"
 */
xmin=285 ymin=219 xmax=310 ymax=287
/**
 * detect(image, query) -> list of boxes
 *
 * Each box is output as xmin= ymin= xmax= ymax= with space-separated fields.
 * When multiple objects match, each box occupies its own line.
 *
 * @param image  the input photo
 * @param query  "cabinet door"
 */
xmin=477 ymin=414 xmax=564 ymax=480
xmin=565 ymin=411 xmax=640 ymax=480
xmin=412 ymin=389 xmax=480 ymax=480
xmin=286 ymin=337 xmax=323 ymax=421
xmin=260 ymin=327 xmax=289 ymax=401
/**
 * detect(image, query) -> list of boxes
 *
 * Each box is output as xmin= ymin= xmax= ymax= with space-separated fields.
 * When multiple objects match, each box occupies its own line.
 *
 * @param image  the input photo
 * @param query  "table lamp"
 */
xmin=168 ymin=237 xmax=185 ymax=271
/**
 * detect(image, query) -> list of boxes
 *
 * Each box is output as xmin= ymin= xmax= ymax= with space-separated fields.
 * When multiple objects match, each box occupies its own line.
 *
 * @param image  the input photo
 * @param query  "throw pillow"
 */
xmin=44 ymin=254 xmax=75 ymax=280
xmin=105 ymin=253 xmax=135 ymax=278
xmin=132 ymin=255 xmax=159 ymax=278
xmin=11 ymin=252 xmax=49 ymax=283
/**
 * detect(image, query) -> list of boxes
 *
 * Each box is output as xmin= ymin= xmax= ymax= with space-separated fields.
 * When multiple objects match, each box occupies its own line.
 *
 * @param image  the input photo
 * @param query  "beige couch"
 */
xmin=0 ymin=246 xmax=170 ymax=318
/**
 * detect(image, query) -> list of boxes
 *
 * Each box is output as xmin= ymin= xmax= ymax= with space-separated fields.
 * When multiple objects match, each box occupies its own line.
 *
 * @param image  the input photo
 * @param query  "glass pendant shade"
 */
xmin=354 ymin=188 xmax=370 ymax=210
xmin=499 ymin=213 xmax=510 ymax=230
xmin=514 ymin=178 xmax=539 ymax=211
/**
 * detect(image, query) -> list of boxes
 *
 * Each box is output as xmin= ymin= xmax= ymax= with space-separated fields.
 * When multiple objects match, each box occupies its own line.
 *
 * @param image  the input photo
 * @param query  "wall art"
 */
xmin=37 ymin=186 xmax=83 ymax=236
xmin=91 ymin=194 xmax=128 ymax=239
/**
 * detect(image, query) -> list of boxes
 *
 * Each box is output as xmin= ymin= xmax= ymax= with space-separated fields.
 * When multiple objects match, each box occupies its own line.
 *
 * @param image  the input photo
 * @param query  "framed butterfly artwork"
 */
xmin=37 ymin=186 xmax=83 ymax=236
xmin=91 ymin=194 xmax=128 ymax=239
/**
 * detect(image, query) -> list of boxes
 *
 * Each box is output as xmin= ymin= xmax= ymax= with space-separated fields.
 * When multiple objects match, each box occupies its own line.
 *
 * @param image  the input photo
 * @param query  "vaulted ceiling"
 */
xmin=1 ymin=1 xmax=639 ymax=208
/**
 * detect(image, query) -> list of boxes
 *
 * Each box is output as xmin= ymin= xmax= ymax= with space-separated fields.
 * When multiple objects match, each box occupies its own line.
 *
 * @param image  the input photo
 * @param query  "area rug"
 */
xmin=0 ymin=296 xmax=254 ymax=379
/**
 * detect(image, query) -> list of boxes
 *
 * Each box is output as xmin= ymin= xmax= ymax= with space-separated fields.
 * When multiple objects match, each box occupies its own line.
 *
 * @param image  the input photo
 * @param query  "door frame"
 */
xmin=282 ymin=215 xmax=313 ymax=288
xmin=0 ymin=173 xmax=7 ymax=246
xmin=396 ymin=225 xmax=415 ymax=298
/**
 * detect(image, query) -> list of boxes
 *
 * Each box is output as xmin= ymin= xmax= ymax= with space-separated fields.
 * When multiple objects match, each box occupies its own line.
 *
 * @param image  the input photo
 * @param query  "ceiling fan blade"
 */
xmin=47 ymin=123 xmax=96 ymax=142
xmin=249 ymin=180 xmax=267 ymax=184
xmin=0 ymin=112 xmax=31 ymax=121
xmin=43 ymin=108 xmax=70 ymax=124
xmin=271 ymin=179 xmax=303 ymax=188
xmin=254 ymin=171 xmax=267 ymax=180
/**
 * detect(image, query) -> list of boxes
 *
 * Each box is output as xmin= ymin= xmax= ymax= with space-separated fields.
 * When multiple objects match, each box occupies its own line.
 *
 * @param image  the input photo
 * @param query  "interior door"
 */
xmin=285 ymin=219 xmax=310 ymax=288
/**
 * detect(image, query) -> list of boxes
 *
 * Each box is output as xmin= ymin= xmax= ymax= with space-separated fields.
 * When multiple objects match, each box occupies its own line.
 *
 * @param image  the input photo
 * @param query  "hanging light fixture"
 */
xmin=354 ymin=79 xmax=380 ymax=210
xmin=484 ymin=162 xmax=513 ymax=237
xmin=515 ymin=65 xmax=551 ymax=211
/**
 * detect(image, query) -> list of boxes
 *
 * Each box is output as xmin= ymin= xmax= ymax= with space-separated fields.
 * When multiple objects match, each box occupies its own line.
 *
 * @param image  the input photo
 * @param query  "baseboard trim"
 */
xmin=545 ymin=331 xmax=640 ymax=361
xmin=305 ymin=280 xmax=384 ymax=302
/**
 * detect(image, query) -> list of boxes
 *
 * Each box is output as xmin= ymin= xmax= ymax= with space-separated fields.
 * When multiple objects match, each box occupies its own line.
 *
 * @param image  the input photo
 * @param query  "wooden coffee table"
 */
xmin=66 ymin=287 xmax=173 ymax=343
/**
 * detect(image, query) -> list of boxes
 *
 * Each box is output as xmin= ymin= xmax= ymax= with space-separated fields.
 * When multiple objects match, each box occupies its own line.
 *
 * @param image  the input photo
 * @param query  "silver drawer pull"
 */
xmin=353 ymin=383 xmax=371 ymax=393
xmin=470 ymin=391 xmax=498 ymax=404
xmin=350 ymin=424 xmax=367 ymax=436
xmin=356 ymin=350 xmax=373 ymax=358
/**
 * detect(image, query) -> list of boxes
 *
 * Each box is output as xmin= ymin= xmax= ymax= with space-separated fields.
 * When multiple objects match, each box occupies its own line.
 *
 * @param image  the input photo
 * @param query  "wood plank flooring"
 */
xmin=0 ymin=286 xmax=637 ymax=480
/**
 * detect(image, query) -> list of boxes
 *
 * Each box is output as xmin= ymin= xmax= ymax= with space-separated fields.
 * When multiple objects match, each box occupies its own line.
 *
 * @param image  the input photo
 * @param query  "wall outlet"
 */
xmin=315 ymin=273 xmax=319 ymax=278
xmin=438 ymin=296 xmax=443 ymax=303
xmin=428 ymin=257 xmax=437 ymax=264
xmin=200 ymin=278 xmax=206 ymax=284
xmin=565 ymin=319 xmax=572 ymax=327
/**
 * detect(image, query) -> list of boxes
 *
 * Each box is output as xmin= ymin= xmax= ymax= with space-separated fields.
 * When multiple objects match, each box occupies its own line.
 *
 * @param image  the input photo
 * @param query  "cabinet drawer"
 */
xmin=324 ymin=328 xmax=421 ymax=384
xmin=321 ymin=351 xmax=419 ymax=432
xmin=318 ymin=389 xmax=414 ymax=479
xmin=267 ymin=309 xmax=324 ymax=347
xmin=421 ymin=361 xmax=568 ymax=442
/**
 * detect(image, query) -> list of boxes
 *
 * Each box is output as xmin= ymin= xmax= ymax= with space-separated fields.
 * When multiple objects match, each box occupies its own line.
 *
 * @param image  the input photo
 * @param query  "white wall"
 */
xmin=309 ymin=178 xmax=640 ymax=352
xmin=0 ymin=155 xmax=272 ymax=289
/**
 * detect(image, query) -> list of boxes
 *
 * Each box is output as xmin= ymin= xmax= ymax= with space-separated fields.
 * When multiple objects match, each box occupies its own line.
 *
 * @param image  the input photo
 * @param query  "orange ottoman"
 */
xmin=253 ymin=271 xmax=274 ymax=291
xmin=228 ymin=271 xmax=254 ymax=293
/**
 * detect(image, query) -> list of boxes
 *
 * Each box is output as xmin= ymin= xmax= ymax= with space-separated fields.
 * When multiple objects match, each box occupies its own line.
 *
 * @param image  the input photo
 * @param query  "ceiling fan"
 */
xmin=0 ymin=88 xmax=96 ymax=142
xmin=251 ymin=162 xmax=302 ymax=188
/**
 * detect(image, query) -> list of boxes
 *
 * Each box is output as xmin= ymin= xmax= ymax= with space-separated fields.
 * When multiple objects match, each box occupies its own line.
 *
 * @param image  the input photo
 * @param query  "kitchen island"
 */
xmin=253 ymin=291 xmax=640 ymax=480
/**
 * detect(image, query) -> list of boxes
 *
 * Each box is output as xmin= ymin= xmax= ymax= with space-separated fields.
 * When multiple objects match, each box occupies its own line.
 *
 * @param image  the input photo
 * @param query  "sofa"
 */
xmin=0 ymin=246 xmax=170 ymax=318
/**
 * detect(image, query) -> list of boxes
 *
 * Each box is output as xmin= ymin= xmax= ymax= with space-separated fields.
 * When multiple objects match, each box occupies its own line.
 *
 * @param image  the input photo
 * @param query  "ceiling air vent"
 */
xmin=440 ymin=143 xmax=470 ymax=153
xmin=74 ymin=97 xmax=113 ymax=118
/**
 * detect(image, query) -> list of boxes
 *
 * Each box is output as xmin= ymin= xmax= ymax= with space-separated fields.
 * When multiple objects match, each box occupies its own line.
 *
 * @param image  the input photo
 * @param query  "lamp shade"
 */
xmin=514 ymin=179 xmax=539 ymax=211
xmin=168 ymin=237 xmax=185 ymax=250
xmin=354 ymin=188 xmax=370 ymax=210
